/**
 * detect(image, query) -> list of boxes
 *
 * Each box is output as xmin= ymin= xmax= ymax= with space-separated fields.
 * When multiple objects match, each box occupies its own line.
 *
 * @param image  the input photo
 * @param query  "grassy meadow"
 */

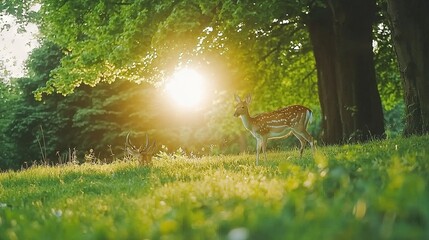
xmin=1 ymin=135 xmax=429 ymax=240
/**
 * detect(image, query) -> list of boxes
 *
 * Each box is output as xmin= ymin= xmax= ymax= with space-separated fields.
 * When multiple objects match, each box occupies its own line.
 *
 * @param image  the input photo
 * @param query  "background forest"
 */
xmin=1 ymin=0 xmax=428 ymax=170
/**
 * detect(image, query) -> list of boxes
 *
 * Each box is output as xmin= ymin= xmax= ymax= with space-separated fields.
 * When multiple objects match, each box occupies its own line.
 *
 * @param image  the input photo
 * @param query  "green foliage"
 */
xmin=384 ymin=102 xmax=405 ymax=138
xmin=31 ymin=0 xmax=196 ymax=96
xmin=1 ymin=136 xmax=428 ymax=239
xmin=5 ymin=0 xmax=319 ymax=104
xmin=373 ymin=12 xmax=403 ymax=111
xmin=2 ymin=41 xmax=155 ymax=168
xmin=0 ymin=81 xmax=19 ymax=169
xmin=373 ymin=6 xmax=404 ymax=137
xmin=5 ymin=42 xmax=70 ymax=167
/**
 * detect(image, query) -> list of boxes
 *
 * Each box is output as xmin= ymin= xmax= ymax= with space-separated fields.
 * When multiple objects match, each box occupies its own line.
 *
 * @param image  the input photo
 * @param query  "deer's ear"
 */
xmin=234 ymin=94 xmax=241 ymax=103
xmin=245 ymin=95 xmax=252 ymax=104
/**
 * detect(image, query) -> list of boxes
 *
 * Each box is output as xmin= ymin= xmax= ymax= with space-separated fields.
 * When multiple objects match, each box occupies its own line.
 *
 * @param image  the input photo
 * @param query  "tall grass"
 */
xmin=0 ymin=135 xmax=428 ymax=239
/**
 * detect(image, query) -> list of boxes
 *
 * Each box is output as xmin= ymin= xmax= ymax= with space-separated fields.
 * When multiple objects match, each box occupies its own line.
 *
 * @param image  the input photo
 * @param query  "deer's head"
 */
xmin=126 ymin=133 xmax=157 ymax=164
xmin=234 ymin=94 xmax=251 ymax=117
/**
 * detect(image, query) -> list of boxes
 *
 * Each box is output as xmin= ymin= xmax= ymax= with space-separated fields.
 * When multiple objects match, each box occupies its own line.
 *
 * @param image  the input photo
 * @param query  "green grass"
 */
xmin=1 ymin=136 xmax=429 ymax=240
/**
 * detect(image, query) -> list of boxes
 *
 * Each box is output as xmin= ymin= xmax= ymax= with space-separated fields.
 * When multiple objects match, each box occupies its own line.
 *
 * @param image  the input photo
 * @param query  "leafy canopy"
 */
xmin=2 ymin=0 xmax=317 ymax=104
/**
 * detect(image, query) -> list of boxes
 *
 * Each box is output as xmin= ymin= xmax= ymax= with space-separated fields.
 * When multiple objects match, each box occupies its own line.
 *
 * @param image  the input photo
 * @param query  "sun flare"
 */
xmin=165 ymin=68 xmax=207 ymax=109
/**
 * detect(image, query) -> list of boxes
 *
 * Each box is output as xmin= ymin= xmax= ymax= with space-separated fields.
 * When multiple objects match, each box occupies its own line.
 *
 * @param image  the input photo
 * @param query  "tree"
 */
xmin=4 ymin=41 xmax=151 ymax=166
xmin=386 ymin=0 xmax=429 ymax=136
xmin=307 ymin=6 xmax=342 ymax=144
xmin=7 ymin=42 xmax=72 ymax=166
xmin=307 ymin=0 xmax=385 ymax=143
xmin=0 ymin=80 xmax=19 ymax=169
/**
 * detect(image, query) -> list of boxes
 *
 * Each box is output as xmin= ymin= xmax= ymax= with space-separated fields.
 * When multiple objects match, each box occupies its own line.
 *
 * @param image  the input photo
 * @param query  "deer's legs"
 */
xmin=256 ymin=139 xmax=262 ymax=165
xmin=255 ymin=137 xmax=268 ymax=165
xmin=292 ymin=127 xmax=316 ymax=157
xmin=293 ymin=132 xmax=307 ymax=158
xmin=301 ymin=131 xmax=315 ymax=153
xmin=261 ymin=137 xmax=268 ymax=162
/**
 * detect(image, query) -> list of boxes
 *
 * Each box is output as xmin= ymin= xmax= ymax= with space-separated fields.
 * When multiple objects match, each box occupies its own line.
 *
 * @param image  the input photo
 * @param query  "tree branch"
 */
xmin=299 ymin=68 xmax=317 ymax=83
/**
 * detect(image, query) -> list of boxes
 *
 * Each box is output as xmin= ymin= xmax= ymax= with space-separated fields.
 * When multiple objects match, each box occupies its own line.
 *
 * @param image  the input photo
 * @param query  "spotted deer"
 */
xmin=234 ymin=95 xmax=315 ymax=165
xmin=125 ymin=133 xmax=157 ymax=164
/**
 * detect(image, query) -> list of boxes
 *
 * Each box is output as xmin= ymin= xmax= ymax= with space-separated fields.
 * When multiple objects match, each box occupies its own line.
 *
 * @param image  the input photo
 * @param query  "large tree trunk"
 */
xmin=307 ymin=7 xmax=343 ymax=144
xmin=386 ymin=0 xmax=429 ymax=135
xmin=307 ymin=0 xmax=385 ymax=144
xmin=329 ymin=0 xmax=385 ymax=142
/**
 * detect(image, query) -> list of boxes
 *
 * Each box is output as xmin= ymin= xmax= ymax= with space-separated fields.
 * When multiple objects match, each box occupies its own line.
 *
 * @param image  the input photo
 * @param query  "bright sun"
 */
xmin=165 ymin=68 xmax=207 ymax=109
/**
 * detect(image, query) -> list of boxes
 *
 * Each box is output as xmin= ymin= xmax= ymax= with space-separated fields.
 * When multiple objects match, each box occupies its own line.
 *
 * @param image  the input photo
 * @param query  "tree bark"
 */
xmin=307 ymin=7 xmax=343 ymax=144
xmin=307 ymin=0 xmax=385 ymax=144
xmin=386 ymin=0 xmax=429 ymax=135
xmin=329 ymin=0 xmax=385 ymax=142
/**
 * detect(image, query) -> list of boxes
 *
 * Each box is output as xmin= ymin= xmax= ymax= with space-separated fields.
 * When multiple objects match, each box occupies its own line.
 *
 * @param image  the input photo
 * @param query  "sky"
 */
xmin=0 ymin=15 xmax=39 ymax=80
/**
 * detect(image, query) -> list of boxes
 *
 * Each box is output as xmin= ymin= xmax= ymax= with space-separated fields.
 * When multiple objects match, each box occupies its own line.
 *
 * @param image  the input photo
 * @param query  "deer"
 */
xmin=234 ymin=94 xmax=315 ymax=165
xmin=125 ymin=132 xmax=157 ymax=165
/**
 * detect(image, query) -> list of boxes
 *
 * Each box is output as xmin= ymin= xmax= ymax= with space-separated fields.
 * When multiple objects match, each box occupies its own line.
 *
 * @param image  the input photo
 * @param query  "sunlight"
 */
xmin=165 ymin=68 xmax=207 ymax=110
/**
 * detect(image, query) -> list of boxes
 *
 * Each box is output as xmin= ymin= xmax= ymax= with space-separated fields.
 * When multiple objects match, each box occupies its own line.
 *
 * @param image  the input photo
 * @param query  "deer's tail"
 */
xmin=305 ymin=109 xmax=313 ymax=128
